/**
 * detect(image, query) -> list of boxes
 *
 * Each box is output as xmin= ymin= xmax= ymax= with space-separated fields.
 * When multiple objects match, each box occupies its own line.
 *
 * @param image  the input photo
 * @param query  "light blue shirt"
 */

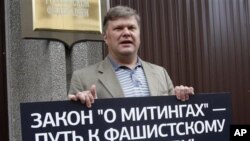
xmin=108 ymin=56 xmax=150 ymax=97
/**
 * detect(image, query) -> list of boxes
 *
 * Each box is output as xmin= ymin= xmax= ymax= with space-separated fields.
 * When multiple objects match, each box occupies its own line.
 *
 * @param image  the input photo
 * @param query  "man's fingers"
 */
xmin=76 ymin=92 xmax=87 ymax=104
xmin=188 ymin=87 xmax=194 ymax=95
xmin=88 ymin=93 xmax=95 ymax=104
xmin=175 ymin=85 xmax=194 ymax=101
xmin=68 ymin=94 xmax=77 ymax=101
xmin=180 ymin=89 xmax=186 ymax=101
xmin=85 ymin=92 xmax=92 ymax=108
xmin=90 ymin=84 xmax=97 ymax=98
xmin=184 ymin=93 xmax=189 ymax=101
xmin=175 ymin=86 xmax=183 ymax=100
xmin=68 ymin=85 xmax=97 ymax=107
xmin=75 ymin=91 xmax=95 ymax=108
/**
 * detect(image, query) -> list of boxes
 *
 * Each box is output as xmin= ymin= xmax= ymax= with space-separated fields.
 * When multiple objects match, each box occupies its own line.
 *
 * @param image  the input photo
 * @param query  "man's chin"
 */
xmin=118 ymin=46 xmax=138 ymax=56
xmin=119 ymin=51 xmax=137 ymax=57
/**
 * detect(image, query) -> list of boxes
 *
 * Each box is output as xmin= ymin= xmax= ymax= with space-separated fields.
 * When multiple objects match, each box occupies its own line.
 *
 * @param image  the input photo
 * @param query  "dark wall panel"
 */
xmin=110 ymin=0 xmax=250 ymax=124
xmin=0 ymin=0 xmax=9 ymax=140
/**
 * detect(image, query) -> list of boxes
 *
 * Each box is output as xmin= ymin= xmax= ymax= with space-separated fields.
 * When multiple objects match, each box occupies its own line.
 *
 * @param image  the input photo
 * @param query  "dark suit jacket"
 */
xmin=68 ymin=57 xmax=174 ymax=98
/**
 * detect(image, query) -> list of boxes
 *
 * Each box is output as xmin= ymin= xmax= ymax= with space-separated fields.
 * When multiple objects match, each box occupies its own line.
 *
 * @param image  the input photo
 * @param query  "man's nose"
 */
xmin=122 ymin=28 xmax=131 ymax=36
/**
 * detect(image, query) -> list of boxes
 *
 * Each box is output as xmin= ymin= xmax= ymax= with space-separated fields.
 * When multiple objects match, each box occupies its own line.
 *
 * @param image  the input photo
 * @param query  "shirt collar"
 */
xmin=108 ymin=55 xmax=142 ymax=71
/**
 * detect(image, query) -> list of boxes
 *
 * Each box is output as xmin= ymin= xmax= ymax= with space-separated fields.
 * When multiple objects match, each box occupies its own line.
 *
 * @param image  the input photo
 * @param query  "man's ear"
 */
xmin=103 ymin=33 xmax=107 ymax=44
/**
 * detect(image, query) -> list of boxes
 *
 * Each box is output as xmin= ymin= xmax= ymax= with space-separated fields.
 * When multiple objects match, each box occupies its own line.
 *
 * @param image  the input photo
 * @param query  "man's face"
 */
xmin=104 ymin=16 xmax=140 ymax=59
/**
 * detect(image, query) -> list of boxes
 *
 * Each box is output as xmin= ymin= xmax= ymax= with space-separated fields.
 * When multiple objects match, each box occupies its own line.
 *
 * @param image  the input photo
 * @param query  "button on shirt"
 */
xmin=108 ymin=57 xmax=150 ymax=97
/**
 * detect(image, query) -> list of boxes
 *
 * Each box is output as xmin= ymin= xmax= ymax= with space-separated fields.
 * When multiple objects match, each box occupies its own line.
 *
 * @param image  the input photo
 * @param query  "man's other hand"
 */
xmin=175 ymin=85 xmax=194 ymax=101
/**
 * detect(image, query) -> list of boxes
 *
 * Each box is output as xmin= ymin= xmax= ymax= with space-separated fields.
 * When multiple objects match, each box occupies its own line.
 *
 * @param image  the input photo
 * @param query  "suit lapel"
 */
xmin=141 ymin=61 xmax=159 ymax=96
xmin=97 ymin=57 xmax=124 ymax=98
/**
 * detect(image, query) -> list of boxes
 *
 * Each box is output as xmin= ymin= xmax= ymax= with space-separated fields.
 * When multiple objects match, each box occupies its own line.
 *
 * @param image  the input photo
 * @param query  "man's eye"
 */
xmin=129 ymin=26 xmax=136 ymax=30
xmin=114 ymin=27 xmax=123 ymax=30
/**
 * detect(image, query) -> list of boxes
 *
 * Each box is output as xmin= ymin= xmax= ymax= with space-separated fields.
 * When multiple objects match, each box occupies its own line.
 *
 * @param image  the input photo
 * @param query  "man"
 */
xmin=68 ymin=6 xmax=194 ymax=108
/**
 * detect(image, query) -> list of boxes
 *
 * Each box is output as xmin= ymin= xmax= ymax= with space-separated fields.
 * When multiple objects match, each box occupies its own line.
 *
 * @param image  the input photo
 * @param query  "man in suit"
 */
xmin=68 ymin=6 xmax=194 ymax=108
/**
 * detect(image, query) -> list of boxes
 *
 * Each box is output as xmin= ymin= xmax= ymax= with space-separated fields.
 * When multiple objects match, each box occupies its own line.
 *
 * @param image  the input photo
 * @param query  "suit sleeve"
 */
xmin=163 ymin=68 xmax=174 ymax=95
xmin=68 ymin=71 xmax=85 ymax=95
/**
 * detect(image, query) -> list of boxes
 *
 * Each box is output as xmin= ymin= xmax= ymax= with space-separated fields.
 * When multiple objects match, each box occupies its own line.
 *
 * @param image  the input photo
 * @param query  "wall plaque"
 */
xmin=21 ymin=0 xmax=108 ymax=47
xmin=33 ymin=0 xmax=102 ymax=32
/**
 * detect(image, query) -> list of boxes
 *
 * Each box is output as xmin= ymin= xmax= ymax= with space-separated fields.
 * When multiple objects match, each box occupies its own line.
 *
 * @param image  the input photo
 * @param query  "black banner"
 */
xmin=20 ymin=93 xmax=232 ymax=141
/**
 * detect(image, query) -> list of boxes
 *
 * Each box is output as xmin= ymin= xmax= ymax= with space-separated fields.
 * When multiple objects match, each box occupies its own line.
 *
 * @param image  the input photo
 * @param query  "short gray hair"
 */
xmin=103 ymin=6 xmax=141 ymax=33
